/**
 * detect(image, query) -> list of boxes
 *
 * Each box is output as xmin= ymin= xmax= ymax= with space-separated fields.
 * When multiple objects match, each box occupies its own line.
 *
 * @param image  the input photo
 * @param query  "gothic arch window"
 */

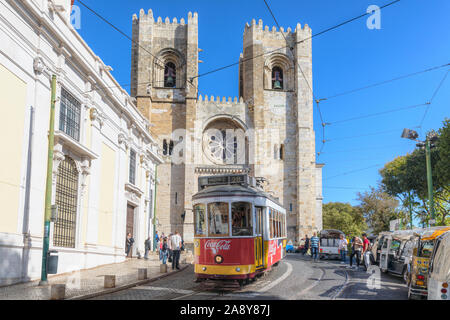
xmin=54 ymin=156 xmax=79 ymax=248
xmin=272 ymin=66 xmax=284 ymax=90
xmin=164 ymin=62 xmax=176 ymax=88
xmin=153 ymin=49 xmax=185 ymax=88
xmin=264 ymin=53 xmax=294 ymax=91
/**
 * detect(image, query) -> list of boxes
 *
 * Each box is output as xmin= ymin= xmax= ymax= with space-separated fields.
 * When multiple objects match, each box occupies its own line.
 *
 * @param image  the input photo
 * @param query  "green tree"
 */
xmin=322 ymin=202 xmax=367 ymax=239
xmin=379 ymin=119 xmax=450 ymax=226
xmin=356 ymin=187 xmax=405 ymax=234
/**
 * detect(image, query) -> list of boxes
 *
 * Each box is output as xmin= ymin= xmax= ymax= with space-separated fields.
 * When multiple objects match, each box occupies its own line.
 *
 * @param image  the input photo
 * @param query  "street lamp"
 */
xmin=401 ymin=128 xmax=438 ymax=226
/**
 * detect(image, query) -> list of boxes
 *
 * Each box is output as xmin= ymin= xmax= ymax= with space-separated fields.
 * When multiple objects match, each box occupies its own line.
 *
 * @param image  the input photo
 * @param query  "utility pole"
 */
xmin=401 ymin=128 xmax=438 ymax=227
xmin=39 ymin=75 xmax=57 ymax=286
xmin=425 ymin=137 xmax=436 ymax=225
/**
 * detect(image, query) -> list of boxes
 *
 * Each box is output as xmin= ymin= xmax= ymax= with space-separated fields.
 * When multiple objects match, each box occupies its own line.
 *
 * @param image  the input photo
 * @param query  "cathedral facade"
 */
xmin=131 ymin=9 xmax=323 ymax=245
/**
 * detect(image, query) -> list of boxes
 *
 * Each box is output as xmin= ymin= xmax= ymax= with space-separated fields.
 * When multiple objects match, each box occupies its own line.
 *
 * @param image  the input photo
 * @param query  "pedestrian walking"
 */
xmin=160 ymin=237 xmax=169 ymax=265
xmin=349 ymin=235 xmax=363 ymax=269
xmin=144 ymin=236 xmax=151 ymax=260
xmin=338 ymin=234 xmax=348 ymax=264
xmin=361 ymin=233 xmax=371 ymax=271
xmin=167 ymin=233 xmax=173 ymax=263
xmin=154 ymin=231 xmax=160 ymax=251
xmin=303 ymin=235 xmax=310 ymax=256
xmin=310 ymin=232 xmax=320 ymax=262
xmin=170 ymin=230 xmax=182 ymax=270
xmin=125 ymin=233 xmax=134 ymax=258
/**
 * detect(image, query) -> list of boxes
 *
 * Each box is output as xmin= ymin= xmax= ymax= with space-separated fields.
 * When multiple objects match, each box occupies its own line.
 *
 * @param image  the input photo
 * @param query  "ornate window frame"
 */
xmin=153 ymin=48 xmax=185 ymax=89
xmin=264 ymin=53 xmax=294 ymax=91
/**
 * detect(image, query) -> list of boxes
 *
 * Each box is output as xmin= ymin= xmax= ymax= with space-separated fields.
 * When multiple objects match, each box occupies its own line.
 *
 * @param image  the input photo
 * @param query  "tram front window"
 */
xmin=232 ymin=202 xmax=252 ymax=236
xmin=194 ymin=204 xmax=206 ymax=236
xmin=207 ymin=202 xmax=229 ymax=236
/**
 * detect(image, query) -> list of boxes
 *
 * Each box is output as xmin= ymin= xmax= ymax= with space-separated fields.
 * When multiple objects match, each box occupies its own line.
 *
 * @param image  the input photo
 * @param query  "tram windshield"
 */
xmin=232 ymin=202 xmax=252 ymax=236
xmin=193 ymin=204 xmax=206 ymax=236
xmin=208 ymin=202 xmax=229 ymax=236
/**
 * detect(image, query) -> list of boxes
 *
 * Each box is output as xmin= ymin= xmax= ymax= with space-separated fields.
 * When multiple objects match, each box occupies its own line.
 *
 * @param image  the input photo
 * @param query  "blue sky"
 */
xmin=75 ymin=0 xmax=449 ymax=206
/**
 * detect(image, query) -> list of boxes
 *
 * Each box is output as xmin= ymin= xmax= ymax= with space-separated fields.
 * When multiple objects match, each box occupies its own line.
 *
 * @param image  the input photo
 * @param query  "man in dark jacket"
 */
xmin=303 ymin=235 xmax=310 ymax=256
xmin=144 ymin=236 xmax=151 ymax=260
xmin=126 ymin=233 xmax=134 ymax=258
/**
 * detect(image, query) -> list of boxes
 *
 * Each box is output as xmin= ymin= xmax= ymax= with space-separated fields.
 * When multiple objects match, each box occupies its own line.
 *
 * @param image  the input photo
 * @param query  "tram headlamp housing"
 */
xmin=236 ymin=267 xmax=241 ymax=272
xmin=202 ymin=267 xmax=207 ymax=271
xmin=215 ymin=255 xmax=223 ymax=264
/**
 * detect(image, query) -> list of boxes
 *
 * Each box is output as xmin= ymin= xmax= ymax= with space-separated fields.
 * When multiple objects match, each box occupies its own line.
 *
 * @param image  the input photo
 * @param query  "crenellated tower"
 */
xmin=240 ymin=19 xmax=320 ymax=241
xmin=131 ymin=10 xmax=322 ymax=246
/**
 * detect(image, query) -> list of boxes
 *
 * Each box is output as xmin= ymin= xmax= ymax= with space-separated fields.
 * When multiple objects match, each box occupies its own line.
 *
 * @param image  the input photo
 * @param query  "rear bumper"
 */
xmin=410 ymin=285 xmax=428 ymax=296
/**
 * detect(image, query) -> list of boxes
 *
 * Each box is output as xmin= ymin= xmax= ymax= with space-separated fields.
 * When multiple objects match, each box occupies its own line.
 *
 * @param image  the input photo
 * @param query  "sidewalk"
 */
xmin=0 ymin=251 xmax=193 ymax=300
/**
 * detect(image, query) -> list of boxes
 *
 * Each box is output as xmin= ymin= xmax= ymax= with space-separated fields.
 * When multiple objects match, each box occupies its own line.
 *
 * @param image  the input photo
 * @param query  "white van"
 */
xmin=428 ymin=231 xmax=450 ymax=300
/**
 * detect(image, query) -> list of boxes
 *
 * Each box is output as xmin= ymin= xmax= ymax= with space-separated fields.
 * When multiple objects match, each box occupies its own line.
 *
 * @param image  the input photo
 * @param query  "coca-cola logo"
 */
xmin=205 ymin=239 xmax=231 ymax=254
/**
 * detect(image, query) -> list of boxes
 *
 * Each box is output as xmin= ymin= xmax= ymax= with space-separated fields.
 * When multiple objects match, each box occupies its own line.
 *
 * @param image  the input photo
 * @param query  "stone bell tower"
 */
xmin=130 ymin=9 xmax=199 ymax=242
xmin=239 ymin=19 xmax=321 ymax=242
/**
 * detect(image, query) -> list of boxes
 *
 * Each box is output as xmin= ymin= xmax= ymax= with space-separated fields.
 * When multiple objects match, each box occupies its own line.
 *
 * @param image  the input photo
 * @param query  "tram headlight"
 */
xmin=202 ymin=267 xmax=207 ymax=271
xmin=236 ymin=267 xmax=241 ymax=272
xmin=215 ymin=255 xmax=223 ymax=264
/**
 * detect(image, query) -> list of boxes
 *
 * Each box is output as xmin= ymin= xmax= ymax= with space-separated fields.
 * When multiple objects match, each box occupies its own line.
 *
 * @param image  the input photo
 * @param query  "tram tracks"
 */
xmin=291 ymin=256 xmax=350 ymax=300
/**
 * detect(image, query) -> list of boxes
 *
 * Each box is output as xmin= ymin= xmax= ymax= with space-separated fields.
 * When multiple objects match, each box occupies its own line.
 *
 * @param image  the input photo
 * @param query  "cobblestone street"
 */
xmin=89 ymin=254 xmax=408 ymax=300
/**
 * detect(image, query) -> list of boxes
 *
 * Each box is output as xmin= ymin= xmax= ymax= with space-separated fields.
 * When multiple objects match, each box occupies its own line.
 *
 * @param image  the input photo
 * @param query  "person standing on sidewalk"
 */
xmin=125 ymin=233 xmax=134 ymax=258
xmin=303 ymin=235 xmax=310 ymax=256
xmin=350 ymin=235 xmax=363 ymax=269
xmin=144 ymin=236 xmax=151 ymax=260
xmin=361 ymin=233 xmax=371 ymax=271
xmin=310 ymin=232 xmax=320 ymax=262
xmin=160 ymin=237 xmax=169 ymax=264
xmin=338 ymin=234 xmax=348 ymax=264
xmin=154 ymin=231 xmax=160 ymax=252
xmin=170 ymin=231 xmax=182 ymax=270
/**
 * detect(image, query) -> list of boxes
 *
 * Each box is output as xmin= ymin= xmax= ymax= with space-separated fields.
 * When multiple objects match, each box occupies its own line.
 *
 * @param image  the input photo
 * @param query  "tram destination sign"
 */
xmin=199 ymin=174 xmax=255 ymax=189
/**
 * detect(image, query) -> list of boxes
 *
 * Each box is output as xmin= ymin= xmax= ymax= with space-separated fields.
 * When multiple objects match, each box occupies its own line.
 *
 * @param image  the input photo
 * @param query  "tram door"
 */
xmin=255 ymin=206 xmax=264 ymax=269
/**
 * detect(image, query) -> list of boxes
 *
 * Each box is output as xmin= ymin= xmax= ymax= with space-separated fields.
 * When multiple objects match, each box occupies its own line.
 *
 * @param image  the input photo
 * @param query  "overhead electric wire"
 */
xmin=418 ymin=68 xmax=450 ymax=130
xmin=329 ymin=102 xmax=429 ymax=125
xmin=263 ymin=0 xmax=328 ymax=157
xmin=75 ymin=0 xmax=199 ymax=95
xmin=326 ymin=127 xmax=418 ymax=142
xmin=319 ymin=62 xmax=450 ymax=101
xmin=323 ymin=164 xmax=382 ymax=181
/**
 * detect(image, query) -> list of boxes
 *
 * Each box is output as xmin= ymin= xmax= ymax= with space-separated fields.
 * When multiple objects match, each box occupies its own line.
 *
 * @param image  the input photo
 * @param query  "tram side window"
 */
xmin=269 ymin=209 xmax=273 ymax=238
xmin=207 ymin=202 xmax=229 ymax=236
xmin=276 ymin=211 xmax=280 ymax=238
xmin=231 ymin=202 xmax=253 ymax=236
xmin=194 ymin=204 xmax=206 ymax=236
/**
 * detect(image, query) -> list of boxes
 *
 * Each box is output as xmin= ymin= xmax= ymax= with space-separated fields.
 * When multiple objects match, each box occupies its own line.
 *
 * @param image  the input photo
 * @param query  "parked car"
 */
xmin=378 ymin=229 xmax=421 ymax=281
xmin=427 ymin=229 xmax=450 ymax=300
xmin=286 ymin=240 xmax=295 ymax=253
xmin=407 ymin=226 xmax=450 ymax=300
xmin=370 ymin=231 xmax=392 ymax=266
xmin=428 ymin=231 xmax=450 ymax=300
xmin=319 ymin=229 xmax=345 ymax=260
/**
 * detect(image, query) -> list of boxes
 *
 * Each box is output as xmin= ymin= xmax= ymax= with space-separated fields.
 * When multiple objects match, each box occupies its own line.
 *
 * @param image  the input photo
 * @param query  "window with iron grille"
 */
xmin=129 ymin=149 xmax=136 ymax=185
xmin=59 ymin=88 xmax=81 ymax=141
xmin=53 ymin=156 xmax=79 ymax=248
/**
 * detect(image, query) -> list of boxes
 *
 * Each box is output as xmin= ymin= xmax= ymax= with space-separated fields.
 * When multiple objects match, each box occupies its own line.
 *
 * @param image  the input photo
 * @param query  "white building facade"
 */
xmin=0 ymin=0 xmax=163 ymax=286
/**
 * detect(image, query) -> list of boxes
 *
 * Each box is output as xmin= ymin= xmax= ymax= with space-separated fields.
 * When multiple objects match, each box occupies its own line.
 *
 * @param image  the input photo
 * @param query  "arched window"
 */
xmin=54 ymin=156 xmax=79 ymax=248
xmin=272 ymin=66 xmax=283 ymax=90
xmin=164 ymin=62 xmax=176 ymax=88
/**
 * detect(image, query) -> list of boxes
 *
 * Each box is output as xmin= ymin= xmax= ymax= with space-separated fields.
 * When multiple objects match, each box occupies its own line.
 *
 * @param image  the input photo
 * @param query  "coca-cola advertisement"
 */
xmin=197 ymin=238 xmax=254 ymax=265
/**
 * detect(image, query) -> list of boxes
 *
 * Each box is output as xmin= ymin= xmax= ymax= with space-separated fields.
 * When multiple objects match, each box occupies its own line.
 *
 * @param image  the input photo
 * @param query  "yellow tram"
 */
xmin=192 ymin=174 xmax=287 ymax=285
